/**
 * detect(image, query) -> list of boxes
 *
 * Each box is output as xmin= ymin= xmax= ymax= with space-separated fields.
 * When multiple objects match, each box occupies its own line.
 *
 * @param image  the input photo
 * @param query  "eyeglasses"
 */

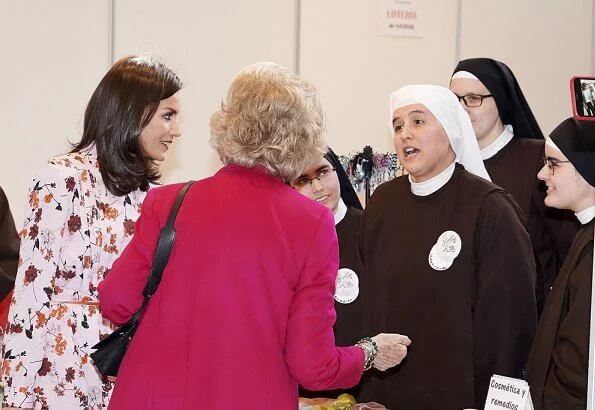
xmin=291 ymin=167 xmax=336 ymax=191
xmin=454 ymin=93 xmax=494 ymax=107
xmin=543 ymin=156 xmax=571 ymax=175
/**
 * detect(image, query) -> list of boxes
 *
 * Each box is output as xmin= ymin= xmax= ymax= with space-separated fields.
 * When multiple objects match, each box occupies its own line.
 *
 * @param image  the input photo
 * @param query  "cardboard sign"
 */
xmin=484 ymin=374 xmax=534 ymax=410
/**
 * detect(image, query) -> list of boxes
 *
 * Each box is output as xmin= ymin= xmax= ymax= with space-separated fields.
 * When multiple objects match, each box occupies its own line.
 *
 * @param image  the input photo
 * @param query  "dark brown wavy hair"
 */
xmin=71 ymin=55 xmax=182 ymax=196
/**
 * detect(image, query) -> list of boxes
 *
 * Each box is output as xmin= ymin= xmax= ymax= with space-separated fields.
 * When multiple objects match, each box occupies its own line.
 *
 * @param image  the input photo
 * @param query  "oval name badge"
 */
xmin=428 ymin=230 xmax=462 ymax=271
xmin=435 ymin=230 xmax=462 ymax=260
xmin=428 ymin=245 xmax=453 ymax=271
xmin=334 ymin=268 xmax=359 ymax=304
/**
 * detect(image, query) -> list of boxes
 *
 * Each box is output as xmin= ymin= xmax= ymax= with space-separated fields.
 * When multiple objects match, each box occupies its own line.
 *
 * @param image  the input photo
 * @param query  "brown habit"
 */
xmin=359 ymin=165 xmax=537 ymax=409
xmin=334 ymin=206 xmax=364 ymax=346
xmin=0 ymin=186 xmax=19 ymax=300
xmin=525 ymin=219 xmax=594 ymax=410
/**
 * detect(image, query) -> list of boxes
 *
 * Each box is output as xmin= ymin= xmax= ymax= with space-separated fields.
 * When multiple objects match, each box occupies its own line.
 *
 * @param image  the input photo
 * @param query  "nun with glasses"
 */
xmin=450 ymin=58 xmax=578 ymax=305
xmin=358 ymin=84 xmax=537 ymax=409
xmin=291 ymin=148 xmax=368 ymax=400
xmin=525 ymin=119 xmax=595 ymax=410
xmin=290 ymin=148 xmax=364 ymax=348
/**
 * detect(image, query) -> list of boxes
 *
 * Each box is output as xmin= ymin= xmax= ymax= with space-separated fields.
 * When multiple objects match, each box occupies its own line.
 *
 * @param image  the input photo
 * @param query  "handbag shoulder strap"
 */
xmin=141 ymin=180 xmax=195 ymax=299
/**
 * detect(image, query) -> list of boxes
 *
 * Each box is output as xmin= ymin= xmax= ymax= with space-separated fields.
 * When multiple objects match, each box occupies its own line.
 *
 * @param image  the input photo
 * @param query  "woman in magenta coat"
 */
xmin=98 ymin=62 xmax=411 ymax=409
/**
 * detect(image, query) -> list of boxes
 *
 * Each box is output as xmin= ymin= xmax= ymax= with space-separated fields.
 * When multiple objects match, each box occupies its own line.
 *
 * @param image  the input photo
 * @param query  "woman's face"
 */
xmin=140 ymin=93 xmax=182 ymax=162
xmin=392 ymin=103 xmax=455 ymax=183
xmin=449 ymin=78 xmax=503 ymax=148
xmin=537 ymin=144 xmax=595 ymax=212
xmin=291 ymin=157 xmax=341 ymax=213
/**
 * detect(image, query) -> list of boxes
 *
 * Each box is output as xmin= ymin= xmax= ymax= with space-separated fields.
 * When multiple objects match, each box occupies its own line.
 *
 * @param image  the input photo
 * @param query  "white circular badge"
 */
xmin=428 ymin=245 xmax=453 ymax=271
xmin=334 ymin=268 xmax=359 ymax=304
xmin=435 ymin=230 xmax=462 ymax=260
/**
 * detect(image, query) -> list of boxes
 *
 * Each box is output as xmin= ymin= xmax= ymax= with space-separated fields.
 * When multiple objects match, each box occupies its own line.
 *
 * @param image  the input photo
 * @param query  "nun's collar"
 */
xmin=334 ymin=198 xmax=348 ymax=225
xmin=575 ymin=205 xmax=595 ymax=225
xmin=481 ymin=125 xmax=514 ymax=160
xmin=410 ymin=161 xmax=456 ymax=196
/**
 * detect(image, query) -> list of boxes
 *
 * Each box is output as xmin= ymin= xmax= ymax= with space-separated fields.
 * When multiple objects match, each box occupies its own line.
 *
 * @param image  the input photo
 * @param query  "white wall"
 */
xmin=0 ymin=2 xmax=111 ymax=230
xmin=459 ymin=0 xmax=593 ymax=136
xmin=1 ymin=1 xmax=593 ymax=225
xmin=299 ymin=0 xmax=594 ymax=158
xmin=1 ymin=0 xmax=297 ymax=227
xmin=114 ymin=0 xmax=297 ymax=186
xmin=300 ymin=0 xmax=459 ymax=154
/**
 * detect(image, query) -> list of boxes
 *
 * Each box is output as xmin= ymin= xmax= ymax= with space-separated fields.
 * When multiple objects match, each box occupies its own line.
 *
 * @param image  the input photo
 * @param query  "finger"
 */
xmin=392 ymin=334 xmax=412 ymax=345
xmin=375 ymin=362 xmax=388 ymax=371
xmin=395 ymin=344 xmax=408 ymax=364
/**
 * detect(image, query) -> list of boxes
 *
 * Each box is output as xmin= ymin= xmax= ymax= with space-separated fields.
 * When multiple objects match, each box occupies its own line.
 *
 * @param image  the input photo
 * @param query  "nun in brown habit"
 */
xmin=291 ymin=148 xmax=364 ymax=347
xmin=0 ymin=186 xmax=19 ymax=301
xmin=292 ymin=148 xmax=367 ymax=399
xmin=525 ymin=118 xmax=595 ymax=410
xmin=358 ymin=85 xmax=537 ymax=409
xmin=450 ymin=58 xmax=579 ymax=306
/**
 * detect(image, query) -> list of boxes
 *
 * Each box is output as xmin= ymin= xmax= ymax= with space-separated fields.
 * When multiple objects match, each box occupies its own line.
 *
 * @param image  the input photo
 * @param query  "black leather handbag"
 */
xmin=91 ymin=180 xmax=194 ymax=376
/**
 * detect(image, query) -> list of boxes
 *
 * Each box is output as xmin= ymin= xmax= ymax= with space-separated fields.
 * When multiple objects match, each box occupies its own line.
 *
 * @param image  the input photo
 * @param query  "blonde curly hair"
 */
xmin=210 ymin=62 xmax=327 ymax=182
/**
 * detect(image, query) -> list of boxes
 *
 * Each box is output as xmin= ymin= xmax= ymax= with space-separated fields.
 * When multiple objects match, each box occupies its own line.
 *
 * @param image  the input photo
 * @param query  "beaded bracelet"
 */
xmin=355 ymin=337 xmax=378 ymax=371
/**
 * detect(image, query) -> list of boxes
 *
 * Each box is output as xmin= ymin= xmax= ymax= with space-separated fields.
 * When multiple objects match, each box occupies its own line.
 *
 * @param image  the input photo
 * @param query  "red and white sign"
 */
xmin=378 ymin=0 xmax=424 ymax=38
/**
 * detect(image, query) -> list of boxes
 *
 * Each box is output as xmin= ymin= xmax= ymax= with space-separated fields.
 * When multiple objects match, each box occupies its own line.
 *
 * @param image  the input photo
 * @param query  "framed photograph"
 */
xmin=571 ymin=76 xmax=595 ymax=121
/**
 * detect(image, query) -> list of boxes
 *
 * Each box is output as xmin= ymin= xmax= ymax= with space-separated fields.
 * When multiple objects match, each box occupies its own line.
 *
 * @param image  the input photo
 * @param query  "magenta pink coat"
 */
xmin=98 ymin=165 xmax=365 ymax=409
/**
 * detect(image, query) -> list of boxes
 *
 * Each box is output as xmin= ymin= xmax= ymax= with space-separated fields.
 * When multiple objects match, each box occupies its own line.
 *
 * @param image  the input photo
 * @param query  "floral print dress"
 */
xmin=2 ymin=147 xmax=146 ymax=409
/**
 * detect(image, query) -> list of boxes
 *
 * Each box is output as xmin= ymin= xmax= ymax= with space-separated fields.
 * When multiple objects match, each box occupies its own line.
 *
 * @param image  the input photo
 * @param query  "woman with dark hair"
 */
xmin=1 ymin=55 xmax=182 ymax=409
xmin=290 ymin=148 xmax=364 ymax=347
xmin=450 ymin=58 xmax=578 ymax=305
xmin=526 ymin=118 xmax=595 ymax=410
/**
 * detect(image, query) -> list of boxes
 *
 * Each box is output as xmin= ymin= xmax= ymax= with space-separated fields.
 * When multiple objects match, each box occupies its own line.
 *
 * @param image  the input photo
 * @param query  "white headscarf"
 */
xmin=545 ymin=136 xmax=563 ymax=153
xmin=389 ymin=84 xmax=491 ymax=181
xmin=451 ymin=70 xmax=480 ymax=81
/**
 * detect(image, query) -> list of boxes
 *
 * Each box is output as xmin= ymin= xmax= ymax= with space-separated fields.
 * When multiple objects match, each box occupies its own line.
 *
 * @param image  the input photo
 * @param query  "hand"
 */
xmin=371 ymin=333 xmax=411 ymax=371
